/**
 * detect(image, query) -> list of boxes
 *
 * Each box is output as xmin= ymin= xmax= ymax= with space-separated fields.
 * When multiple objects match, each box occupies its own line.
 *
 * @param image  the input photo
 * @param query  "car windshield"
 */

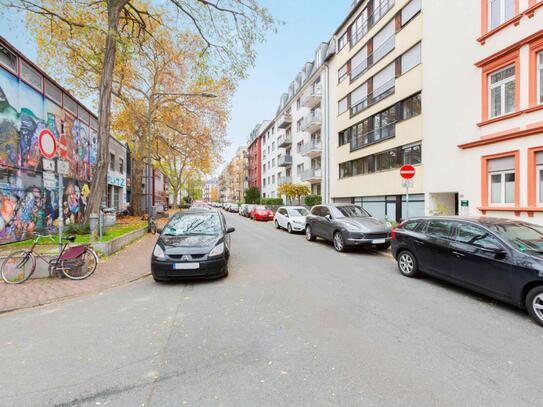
xmin=491 ymin=223 xmax=543 ymax=252
xmin=289 ymin=208 xmax=308 ymax=216
xmin=163 ymin=213 xmax=222 ymax=236
xmin=331 ymin=206 xmax=370 ymax=218
xmin=255 ymin=205 xmax=267 ymax=210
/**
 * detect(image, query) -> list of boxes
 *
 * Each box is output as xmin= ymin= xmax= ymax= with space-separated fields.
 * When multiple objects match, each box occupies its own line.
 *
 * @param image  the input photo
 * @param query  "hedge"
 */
xmin=260 ymin=198 xmax=284 ymax=205
xmin=304 ymin=195 xmax=322 ymax=206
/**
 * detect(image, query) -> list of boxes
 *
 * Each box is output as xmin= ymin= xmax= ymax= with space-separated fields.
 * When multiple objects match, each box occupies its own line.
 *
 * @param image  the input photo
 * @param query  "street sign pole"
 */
xmin=58 ymin=174 xmax=63 ymax=254
xmin=406 ymin=184 xmax=409 ymax=219
xmin=400 ymin=165 xmax=416 ymax=220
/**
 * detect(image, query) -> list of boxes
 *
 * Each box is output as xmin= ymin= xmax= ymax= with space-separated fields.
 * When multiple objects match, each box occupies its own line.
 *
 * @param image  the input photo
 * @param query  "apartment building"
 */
xmin=423 ymin=0 xmax=543 ymax=224
xmin=247 ymin=121 xmax=268 ymax=191
xmin=329 ymin=0 xmax=423 ymax=222
xmin=260 ymin=41 xmax=335 ymax=201
xmin=219 ymin=146 xmax=248 ymax=202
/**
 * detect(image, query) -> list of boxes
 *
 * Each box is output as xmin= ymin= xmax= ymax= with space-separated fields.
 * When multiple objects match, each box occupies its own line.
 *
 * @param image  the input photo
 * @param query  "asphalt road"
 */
xmin=1 ymin=211 xmax=543 ymax=407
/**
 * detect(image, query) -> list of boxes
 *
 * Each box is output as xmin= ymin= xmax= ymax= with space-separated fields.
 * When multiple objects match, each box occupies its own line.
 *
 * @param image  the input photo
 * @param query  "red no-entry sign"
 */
xmin=39 ymin=129 xmax=57 ymax=159
xmin=400 ymin=165 xmax=416 ymax=180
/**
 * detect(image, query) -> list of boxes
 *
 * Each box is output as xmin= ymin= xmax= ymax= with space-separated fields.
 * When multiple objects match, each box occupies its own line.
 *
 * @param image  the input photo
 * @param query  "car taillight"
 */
xmin=391 ymin=228 xmax=398 ymax=240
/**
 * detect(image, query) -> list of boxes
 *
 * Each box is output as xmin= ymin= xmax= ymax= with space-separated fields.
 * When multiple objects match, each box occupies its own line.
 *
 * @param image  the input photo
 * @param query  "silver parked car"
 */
xmin=305 ymin=204 xmax=392 ymax=252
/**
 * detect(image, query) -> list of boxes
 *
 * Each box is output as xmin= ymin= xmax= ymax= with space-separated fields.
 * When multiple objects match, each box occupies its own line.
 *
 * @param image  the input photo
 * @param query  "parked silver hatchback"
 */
xmin=305 ymin=204 xmax=392 ymax=252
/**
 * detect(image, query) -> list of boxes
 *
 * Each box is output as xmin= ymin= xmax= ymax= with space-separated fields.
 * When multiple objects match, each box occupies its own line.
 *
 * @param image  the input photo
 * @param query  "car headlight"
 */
xmin=293 ymin=220 xmax=303 ymax=225
xmin=209 ymin=242 xmax=225 ymax=258
xmin=153 ymin=244 xmax=166 ymax=260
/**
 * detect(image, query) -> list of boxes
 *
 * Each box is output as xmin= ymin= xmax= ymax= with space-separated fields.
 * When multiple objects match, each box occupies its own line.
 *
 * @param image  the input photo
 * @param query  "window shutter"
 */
xmin=488 ymin=156 xmax=515 ymax=172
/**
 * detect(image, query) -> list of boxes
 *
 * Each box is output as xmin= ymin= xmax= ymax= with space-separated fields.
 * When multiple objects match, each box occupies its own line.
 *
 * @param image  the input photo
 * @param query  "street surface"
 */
xmin=1 ymin=211 xmax=543 ymax=406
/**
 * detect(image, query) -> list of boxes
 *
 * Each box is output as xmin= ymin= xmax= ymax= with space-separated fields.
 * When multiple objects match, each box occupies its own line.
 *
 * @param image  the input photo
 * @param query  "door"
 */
xmin=317 ymin=206 xmax=333 ymax=240
xmin=278 ymin=208 xmax=288 ymax=228
xmin=449 ymin=222 xmax=512 ymax=299
xmin=415 ymin=220 xmax=455 ymax=274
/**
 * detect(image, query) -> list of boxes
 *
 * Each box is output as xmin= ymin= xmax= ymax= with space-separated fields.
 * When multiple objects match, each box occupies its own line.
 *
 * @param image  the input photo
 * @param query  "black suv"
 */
xmin=391 ymin=216 xmax=543 ymax=327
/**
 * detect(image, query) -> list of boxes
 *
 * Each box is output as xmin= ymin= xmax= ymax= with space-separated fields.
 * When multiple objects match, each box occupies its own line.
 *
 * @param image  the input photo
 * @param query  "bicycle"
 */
xmin=1 ymin=234 xmax=99 ymax=284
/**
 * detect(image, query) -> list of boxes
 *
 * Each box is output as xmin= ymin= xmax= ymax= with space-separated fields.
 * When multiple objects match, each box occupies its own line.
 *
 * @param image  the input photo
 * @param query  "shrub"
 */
xmin=63 ymin=223 xmax=91 ymax=235
xmin=260 ymin=198 xmax=283 ymax=205
xmin=244 ymin=187 xmax=260 ymax=204
xmin=304 ymin=195 xmax=322 ymax=206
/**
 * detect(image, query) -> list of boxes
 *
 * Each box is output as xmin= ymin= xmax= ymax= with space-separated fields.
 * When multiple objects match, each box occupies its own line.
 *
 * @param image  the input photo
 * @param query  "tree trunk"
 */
xmin=172 ymin=185 xmax=180 ymax=208
xmin=85 ymin=1 xmax=124 ymax=222
xmin=130 ymin=158 xmax=143 ymax=216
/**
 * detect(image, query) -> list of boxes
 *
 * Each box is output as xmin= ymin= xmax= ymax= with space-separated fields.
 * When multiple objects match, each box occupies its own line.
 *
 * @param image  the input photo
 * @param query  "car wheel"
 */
xmin=525 ymin=286 xmax=543 ymax=327
xmin=376 ymin=243 xmax=391 ymax=250
xmin=333 ymin=232 xmax=346 ymax=252
xmin=275 ymin=220 xmax=280 ymax=229
xmin=397 ymin=250 xmax=420 ymax=278
xmin=287 ymin=223 xmax=292 ymax=234
xmin=305 ymin=225 xmax=316 ymax=241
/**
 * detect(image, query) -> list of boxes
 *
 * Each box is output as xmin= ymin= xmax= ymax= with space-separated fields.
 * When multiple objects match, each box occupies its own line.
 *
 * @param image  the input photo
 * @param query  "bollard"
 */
xmin=89 ymin=213 xmax=99 ymax=241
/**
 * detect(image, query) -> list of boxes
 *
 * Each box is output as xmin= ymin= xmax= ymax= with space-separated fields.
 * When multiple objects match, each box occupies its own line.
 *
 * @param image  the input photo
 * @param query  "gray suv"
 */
xmin=305 ymin=204 xmax=392 ymax=252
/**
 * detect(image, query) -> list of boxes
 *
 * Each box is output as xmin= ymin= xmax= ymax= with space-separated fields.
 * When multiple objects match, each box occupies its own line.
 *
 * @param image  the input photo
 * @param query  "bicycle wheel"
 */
xmin=1 ymin=250 xmax=36 ymax=284
xmin=60 ymin=248 xmax=98 ymax=280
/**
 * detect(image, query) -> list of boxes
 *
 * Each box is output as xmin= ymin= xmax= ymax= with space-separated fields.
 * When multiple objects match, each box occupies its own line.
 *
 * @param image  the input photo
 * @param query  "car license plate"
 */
xmin=372 ymin=239 xmax=386 ymax=244
xmin=174 ymin=263 xmax=200 ymax=270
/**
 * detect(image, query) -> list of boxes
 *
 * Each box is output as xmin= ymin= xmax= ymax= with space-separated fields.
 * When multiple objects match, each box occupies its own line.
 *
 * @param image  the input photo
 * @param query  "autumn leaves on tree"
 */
xmin=4 ymin=0 xmax=277 ymax=215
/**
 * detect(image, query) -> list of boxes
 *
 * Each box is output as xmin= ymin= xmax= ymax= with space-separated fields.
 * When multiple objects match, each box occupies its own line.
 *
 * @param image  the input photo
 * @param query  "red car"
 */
xmin=250 ymin=205 xmax=274 ymax=221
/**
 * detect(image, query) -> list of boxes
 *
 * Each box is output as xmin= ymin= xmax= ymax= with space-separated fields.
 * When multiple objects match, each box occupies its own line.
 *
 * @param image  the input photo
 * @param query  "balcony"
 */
xmin=350 ymin=35 xmax=395 ymax=82
xmin=277 ymin=113 xmax=292 ymax=129
xmin=350 ymin=79 xmax=395 ymax=117
xmin=351 ymin=122 xmax=396 ymax=152
xmin=278 ymin=176 xmax=292 ymax=185
xmin=301 ymin=110 xmax=322 ymax=133
xmin=278 ymin=134 xmax=292 ymax=148
xmin=278 ymin=155 xmax=293 ymax=167
xmin=300 ymin=83 xmax=322 ymax=108
xmin=301 ymin=140 xmax=322 ymax=158
xmin=301 ymin=168 xmax=322 ymax=183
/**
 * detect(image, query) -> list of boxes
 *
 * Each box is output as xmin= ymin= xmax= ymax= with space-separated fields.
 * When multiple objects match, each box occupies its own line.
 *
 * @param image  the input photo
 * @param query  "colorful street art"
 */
xmin=0 ymin=66 xmax=97 ymax=244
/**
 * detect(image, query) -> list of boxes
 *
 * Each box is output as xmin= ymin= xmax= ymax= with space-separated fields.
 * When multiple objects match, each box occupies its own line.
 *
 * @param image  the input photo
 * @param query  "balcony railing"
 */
xmin=278 ymin=134 xmax=292 ymax=147
xmin=301 ymin=168 xmax=322 ymax=182
xmin=300 ymin=83 xmax=322 ymax=108
xmin=350 ymin=35 xmax=395 ymax=81
xmin=301 ymin=110 xmax=322 ymax=133
xmin=350 ymin=79 xmax=395 ymax=117
xmin=301 ymin=140 xmax=322 ymax=157
xmin=349 ymin=0 xmax=395 ymax=48
xmin=350 ymin=122 xmax=396 ymax=152
xmin=277 ymin=113 xmax=292 ymax=129
xmin=278 ymin=176 xmax=292 ymax=185
xmin=278 ymin=155 xmax=293 ymax=167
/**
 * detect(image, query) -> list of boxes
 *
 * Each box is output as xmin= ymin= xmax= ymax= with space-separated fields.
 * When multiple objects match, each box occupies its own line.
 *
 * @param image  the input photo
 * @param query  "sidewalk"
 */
xmin=0 ymin=233 xmax=156 ymax=314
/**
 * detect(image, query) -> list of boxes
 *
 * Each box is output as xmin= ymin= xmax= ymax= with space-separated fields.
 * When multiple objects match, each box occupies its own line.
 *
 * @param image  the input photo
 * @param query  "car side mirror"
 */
xmin=156 ymin=228 xmax=163 ymax=234
xmin=226 ymin=227 xmax=236 ymax=234
xmin=325 ymin=214 xmax=332 ymax=221
xmin=285 ymin=213 xmax=289 ymax=218
xmin=480 ymin=243 xmax=506 ymax=258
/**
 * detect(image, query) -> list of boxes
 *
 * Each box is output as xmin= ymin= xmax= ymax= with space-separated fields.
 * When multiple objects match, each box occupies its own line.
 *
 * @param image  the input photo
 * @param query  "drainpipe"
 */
xmin=323 ymin=64 xmax=331 ymax=205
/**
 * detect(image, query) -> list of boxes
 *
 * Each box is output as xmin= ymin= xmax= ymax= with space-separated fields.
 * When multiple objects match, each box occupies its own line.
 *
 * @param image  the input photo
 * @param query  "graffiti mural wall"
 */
xmin=0 ymin=66 xmax=97 ymax=244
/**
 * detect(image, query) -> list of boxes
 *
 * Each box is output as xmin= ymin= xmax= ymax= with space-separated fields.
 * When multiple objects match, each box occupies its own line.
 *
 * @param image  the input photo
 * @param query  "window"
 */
xmin=263 ymin=163 xmax=266 ymax=173
xmin=297 ymin=164 xmax=304 ymax=176
xmin=489 ymin=64 xmax=516 ymax=118
xmin=338 ymin=33 xmax=348 ymax=51
xmin=401 ymin=0 xmax=422 ymax=26
xmin=119 ymin=158 xmax=124 ymax=173
xmin=455 ymin=223 xmax=502 ymax=249
xmin=44 ymin=79 xmax=62 ymax=105
xmin=21 ymin=61 xmax=42 ymax=91
xmin=297 ymin=119 xmax=303 ymax=132
xmin=402 ymin=144 xmax=422 ymax=165
xmin=403 ymin=93 xmax=422 ymax=119
xmin=90 ymin=117 xmax=98 ymax=129
xmin=373 ymin=63 xmax=395 ymax=97
xmin=64 ymin=95 xmax=77 ymax=114
xmin=272 ymin=158 xmax=275 ymax=167
xmin=401 ymin=43 xmax=421 ymax=74
xmin=297 ymin=141 xmax=303 ymax=153
xmin=489 ymin=0 xmax=515 ymax=30
xmin=338 ymin=97 xmax=348 ymax=115
xmin=536 ymin=152 xmax=543 ymax=204
xmin=110 ymin=153 xmax=115 ymax=171
xmin=296 ymin=98 xmax=301 ymax=109
xmin=338 ymin=63 xmax=348 ymax=83
xmin=339 ymin=129 xmax=351 ymax=146
xmin=350 ymin=46 xmax=368 ymax=80
xmin=538 ymin=51 xmax=543 ymax=105
xmin=351 ymin=82 xmax=368 ymax=111
xmin=488 ymin=156 xmax=516 ymax=205
xmin=272 ymin=175 xmax=275 ymax=184
xmin=0 ymin=43 xmax=17 ymax=73
xmin=426 ymin=220 xmax=454 ymax=239
xmin=272 ymin=142 xmax=275 ymax=151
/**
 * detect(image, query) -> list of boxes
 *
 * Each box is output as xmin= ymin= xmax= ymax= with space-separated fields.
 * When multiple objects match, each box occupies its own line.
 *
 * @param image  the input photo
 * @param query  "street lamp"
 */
xmin=146 ymin=92 xmax=217 ymax=231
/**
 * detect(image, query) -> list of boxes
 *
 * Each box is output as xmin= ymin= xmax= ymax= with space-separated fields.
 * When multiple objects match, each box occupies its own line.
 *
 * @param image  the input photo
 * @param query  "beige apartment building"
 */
xmin=329 ymin=0 xmax=423 ymax=222
xmin=219 ymin=146 xmax=248 ymax=202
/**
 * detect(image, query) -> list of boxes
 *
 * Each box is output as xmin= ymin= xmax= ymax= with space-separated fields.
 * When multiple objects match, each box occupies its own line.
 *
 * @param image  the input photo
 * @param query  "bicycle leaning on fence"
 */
xmin=0 ymin=234 xmax=99 ymax=284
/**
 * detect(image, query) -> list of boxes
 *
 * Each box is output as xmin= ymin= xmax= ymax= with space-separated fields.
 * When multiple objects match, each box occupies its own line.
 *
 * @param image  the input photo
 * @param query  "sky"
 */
xmin=0 ymin=0 xmax=352 ymax=174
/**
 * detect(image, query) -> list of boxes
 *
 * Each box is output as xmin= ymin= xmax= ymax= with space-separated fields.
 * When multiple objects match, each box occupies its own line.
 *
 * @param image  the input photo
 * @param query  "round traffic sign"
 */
xmin=400 ymin=164 xmax=416 ymax=180
xmin=39 ymin=129 xmax=57 ymax=159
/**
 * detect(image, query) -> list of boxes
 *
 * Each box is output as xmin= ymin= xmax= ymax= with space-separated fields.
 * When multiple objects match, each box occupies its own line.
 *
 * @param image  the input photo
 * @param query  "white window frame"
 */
xmin=538 ymin=50 xmax=543 ymax=105
xmin=488 ymin=170 xmax=515 ymax=206
xmin=489 ymin=0 xmax=515 ymax=30
xmin=488 ymin=64 xmax=516 ymax=118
